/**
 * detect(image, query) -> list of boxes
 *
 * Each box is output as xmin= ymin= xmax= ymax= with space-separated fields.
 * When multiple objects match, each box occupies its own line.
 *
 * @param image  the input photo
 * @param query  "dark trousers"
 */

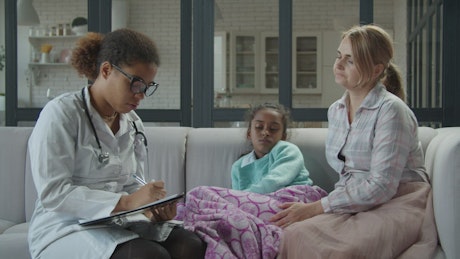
xmin=111 ymin=227 xmax=206 ymax=259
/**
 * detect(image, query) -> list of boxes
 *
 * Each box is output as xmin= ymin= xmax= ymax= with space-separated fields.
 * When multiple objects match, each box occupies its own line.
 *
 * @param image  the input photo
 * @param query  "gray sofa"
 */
xmin=0 ymin=126 xmax=459 ymax=258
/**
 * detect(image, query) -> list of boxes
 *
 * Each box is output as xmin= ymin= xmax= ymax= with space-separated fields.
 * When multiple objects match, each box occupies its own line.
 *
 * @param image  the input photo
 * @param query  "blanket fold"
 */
xmin=176 ymin=185 xmax=327 ymax=259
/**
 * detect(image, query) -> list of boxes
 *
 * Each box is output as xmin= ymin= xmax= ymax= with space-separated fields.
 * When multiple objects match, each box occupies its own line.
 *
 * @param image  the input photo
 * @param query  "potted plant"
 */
xmin=71 ymin=17 xmax=88 ymax=35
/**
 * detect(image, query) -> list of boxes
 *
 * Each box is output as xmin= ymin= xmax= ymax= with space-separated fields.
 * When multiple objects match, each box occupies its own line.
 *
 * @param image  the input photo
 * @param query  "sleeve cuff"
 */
xmin=320 ymin=196 xmax=331 ymax=213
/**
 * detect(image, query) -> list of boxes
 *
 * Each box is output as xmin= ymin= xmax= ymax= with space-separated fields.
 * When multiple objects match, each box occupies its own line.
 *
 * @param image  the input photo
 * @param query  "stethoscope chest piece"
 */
xmin=81 ymin=87 xmax=148 ymax=166
xmin=98 ymin=152 xmax=110 ymax=164
xmin=82 ymin=88 xmax=112 ymax=165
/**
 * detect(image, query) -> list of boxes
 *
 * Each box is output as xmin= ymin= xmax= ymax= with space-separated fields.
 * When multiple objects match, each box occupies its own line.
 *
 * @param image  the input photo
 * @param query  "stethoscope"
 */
xmin=81 ymin=88 xmax=148 ymax=166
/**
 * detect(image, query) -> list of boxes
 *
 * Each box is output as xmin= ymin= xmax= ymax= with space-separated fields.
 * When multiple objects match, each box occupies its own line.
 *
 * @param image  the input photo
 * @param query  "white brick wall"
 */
xmin=129 ymin=0 xmax=181 ymax=109
xmin=26 ymin=0 xmax=87 ymax=107
xmin=22 ymin=0 xmax=396 ymax=110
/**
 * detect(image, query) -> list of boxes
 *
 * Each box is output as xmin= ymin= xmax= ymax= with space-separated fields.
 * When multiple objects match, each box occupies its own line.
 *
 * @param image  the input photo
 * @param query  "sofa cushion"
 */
xmin=288 ymin=128 xmax=338 ymax=192
xmin=186 ymin=128 xmax=249 ymax=191
xmin=425 ymin=128 xmax=456 ymax=181
xmin=0 ymin=127 xmax=33 ymax=224
xmin=3 ymin=222 xmax=29 ymax=234
xmin=0 ymin=232 xmax=31 ymax=259
xmin=143 ymin=127 xmax=191 ymax=195
xmin=25 ymin=149 xmax=37 ymax=222
xmin=0 ymin=219 xmax=15 ymax=234
xmin=418 ymin=126 xmax=438 ymax=155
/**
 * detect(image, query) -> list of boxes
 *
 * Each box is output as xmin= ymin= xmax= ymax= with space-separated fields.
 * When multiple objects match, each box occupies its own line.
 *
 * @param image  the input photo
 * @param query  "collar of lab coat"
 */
xmin=82 ymin=86 xmax=142 ymax=138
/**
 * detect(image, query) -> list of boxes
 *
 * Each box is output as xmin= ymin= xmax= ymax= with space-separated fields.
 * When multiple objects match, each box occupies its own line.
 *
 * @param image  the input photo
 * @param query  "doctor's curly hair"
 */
xmin=71 ymin=28 xmax=160 ymax=82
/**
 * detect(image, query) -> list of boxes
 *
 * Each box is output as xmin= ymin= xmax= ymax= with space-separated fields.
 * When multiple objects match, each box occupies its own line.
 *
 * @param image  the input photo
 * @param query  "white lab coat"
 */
xmin=28 ymin=86 xmax=148 ymax=259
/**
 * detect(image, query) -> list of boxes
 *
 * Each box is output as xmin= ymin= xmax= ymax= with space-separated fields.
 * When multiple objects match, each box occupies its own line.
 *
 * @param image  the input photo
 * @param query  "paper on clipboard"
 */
xmin=78 ymin=193 xmax=185 ymax=226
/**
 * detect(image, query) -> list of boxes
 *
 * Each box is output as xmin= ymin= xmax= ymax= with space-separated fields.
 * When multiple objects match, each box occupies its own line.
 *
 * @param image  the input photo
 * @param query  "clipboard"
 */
xmin=79 ymin=193 xmax=185 ymax=226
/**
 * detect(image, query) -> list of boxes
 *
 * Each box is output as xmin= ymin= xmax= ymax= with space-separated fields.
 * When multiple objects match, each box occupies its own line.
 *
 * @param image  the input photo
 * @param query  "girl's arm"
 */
xmin=243 ymin=142 xmax=310 ymax=194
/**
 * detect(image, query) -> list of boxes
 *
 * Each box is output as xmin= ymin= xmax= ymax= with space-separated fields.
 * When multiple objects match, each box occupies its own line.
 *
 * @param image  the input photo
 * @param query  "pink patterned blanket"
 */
xmin=175 ymin=185 xmax=327 ymax=259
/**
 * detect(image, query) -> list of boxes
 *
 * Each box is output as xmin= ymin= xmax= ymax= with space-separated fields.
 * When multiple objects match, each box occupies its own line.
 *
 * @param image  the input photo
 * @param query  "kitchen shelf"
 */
xmin=29 ymin=35 xmax=80 ymax=40
xmin=292 ymin=32 xmax=322 ymax=94
xmin=29 ymin=62 xmax=71 ymax=66
xmin=227 ymin=31 xmax=322 ymax=94
xmin=230 ymin=32 xmax=259 ymax=93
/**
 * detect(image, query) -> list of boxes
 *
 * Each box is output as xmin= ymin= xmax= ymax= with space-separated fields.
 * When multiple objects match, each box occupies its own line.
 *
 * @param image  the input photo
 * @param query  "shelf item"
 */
xmin=27 ymin=31 xmax=81 ymax=91
xmin=29 ymin=34 xmax=79 ymax=56
xmin=29 ymin=35 xmax=80 ymax=40
xmin=29 ymin=33 xmax=79 ymax=64
xmin=29 ymin=23 xmax=75 ymax=38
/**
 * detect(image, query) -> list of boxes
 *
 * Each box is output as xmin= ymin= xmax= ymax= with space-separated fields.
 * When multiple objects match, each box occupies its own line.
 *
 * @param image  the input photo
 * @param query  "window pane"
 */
xmin=214 ymin=0 xmax=279 ymax=109
xmin=405 ymin=0 xmax=443 ymax=126
xmin=118 ymin=0 xmax=181 ymax=110
xmin=18 ymin=0 xmax=181 ymax=110
xmin=292 ymin=0 xmax=359 ymax=109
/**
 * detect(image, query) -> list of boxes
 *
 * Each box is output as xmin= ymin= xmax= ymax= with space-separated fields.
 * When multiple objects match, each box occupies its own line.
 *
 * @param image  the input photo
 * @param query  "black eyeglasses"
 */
xmin=111 ymin=64 xmax=159 ymax=96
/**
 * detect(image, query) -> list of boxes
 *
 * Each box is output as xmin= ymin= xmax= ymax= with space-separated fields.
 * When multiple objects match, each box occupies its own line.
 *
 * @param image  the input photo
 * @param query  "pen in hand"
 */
xmin=132 ymin=174 xmax=147 ymax=185
xmin=132 ymin=174 xmax=167 ymax=213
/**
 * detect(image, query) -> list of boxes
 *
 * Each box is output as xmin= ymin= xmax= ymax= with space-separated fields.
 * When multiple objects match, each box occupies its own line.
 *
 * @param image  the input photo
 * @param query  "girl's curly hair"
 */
xmin=245 ymin=103 xmax=292 ymax=140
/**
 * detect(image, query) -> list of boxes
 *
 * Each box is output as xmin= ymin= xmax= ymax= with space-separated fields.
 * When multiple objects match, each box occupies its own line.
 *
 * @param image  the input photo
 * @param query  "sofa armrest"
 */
xmin=0 ymin=219 xmax=16 ymax=234
xmin=425 ymin=127 xmax=460 ymax=259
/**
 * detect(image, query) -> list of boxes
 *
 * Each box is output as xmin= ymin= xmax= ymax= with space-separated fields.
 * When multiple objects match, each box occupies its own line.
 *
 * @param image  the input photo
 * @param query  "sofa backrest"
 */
xmin=287 ymin=128 xmax=339 ymax=192
xmin=142 ymin=126 xmax=191 ymax=195
xmin=185 ymin=127 xmax=339 ymax=192
xmin=185 ymin=128 xmax=250 ymax=191
xmin=185 ymin=126 xmax=439 ymax=193
xmin=0 ymin=125 xmax=440 ymax=224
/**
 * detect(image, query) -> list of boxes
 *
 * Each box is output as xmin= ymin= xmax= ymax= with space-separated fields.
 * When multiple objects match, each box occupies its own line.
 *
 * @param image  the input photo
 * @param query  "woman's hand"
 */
xmin=269 ymin=200 xmax=324 ymax=229
xmin=146 ymin=201 xmax=178 ymax=223
xmin=114 ymin=181 xmax=167 ymax=212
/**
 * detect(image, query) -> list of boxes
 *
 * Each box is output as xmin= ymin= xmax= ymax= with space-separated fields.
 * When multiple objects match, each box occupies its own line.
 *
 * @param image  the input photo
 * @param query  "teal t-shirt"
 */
xmin=231 ymin=140 xmax=313 ymax=194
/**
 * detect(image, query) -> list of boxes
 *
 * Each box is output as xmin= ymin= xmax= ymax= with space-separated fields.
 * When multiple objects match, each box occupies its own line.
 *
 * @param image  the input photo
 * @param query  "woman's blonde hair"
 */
xmin=342 ymin=24 xmax=405 ymax=101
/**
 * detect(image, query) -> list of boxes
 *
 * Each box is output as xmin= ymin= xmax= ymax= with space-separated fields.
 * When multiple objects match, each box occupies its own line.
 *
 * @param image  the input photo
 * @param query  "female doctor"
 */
xmin=27 ymin=29 xmax=206 ymax=259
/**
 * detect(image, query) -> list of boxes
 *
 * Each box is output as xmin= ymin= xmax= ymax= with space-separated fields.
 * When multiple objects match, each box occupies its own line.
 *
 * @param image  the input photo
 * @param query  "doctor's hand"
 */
xmin=137 ymin=180 xmax=167 ymax=201
xmin=114 ymin=181 xmax=167 ymax=213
